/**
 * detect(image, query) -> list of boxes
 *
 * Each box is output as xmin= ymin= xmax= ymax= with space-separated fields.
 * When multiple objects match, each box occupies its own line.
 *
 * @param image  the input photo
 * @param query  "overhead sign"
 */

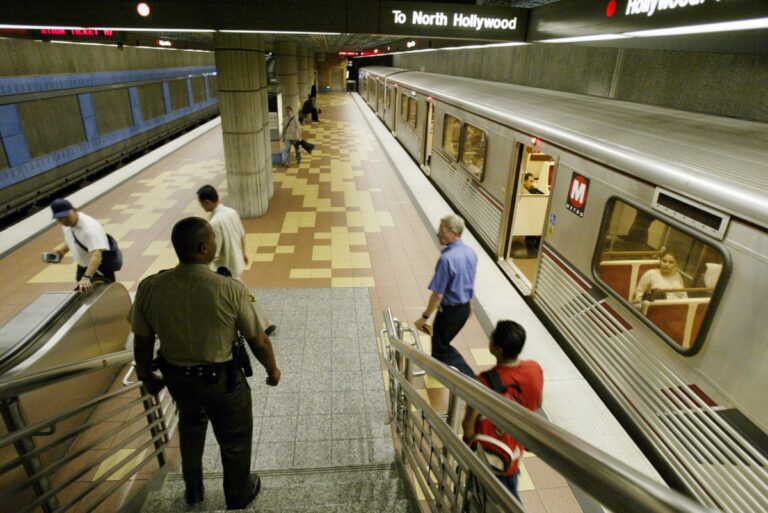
xmin=530 ymin=0 xmax=768 ymax=39
xmin=381 ymin=1 xmax=528 ymax=41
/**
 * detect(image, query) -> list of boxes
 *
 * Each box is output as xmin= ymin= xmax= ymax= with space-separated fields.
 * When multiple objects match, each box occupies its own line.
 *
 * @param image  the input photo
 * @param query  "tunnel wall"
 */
xmin=0 ymin=39 xmax=219 ymax=223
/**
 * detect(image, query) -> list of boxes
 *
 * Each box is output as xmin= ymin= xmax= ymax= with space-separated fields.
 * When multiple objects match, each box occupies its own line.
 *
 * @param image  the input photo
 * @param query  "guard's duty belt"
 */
xmin=156 ymin=355 xmax=232 ymax=386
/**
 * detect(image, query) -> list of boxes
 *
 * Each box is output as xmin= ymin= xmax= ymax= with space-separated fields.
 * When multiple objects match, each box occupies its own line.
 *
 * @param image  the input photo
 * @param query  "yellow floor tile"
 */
xmin=260 ymin=233 xmax=281 ymax=246
xmin=312 ymin=246 xmax=332 ymax=261
xmin=28 ymin=264 xmax=79 ymax=283
xmin=470 ymin=348 xmax=496 ymax=367
xmin=142 ymin=240 xmax=170 ymax=256
xmin=275 ymin=246 xmax=294 ymax=254
xmin=331 ymin=277 xmax=355 ymax=287
xmin=310 ymin=268 xmax=332 ymax=278
xmin=289 ymin=269 xmax=311 ymax=279
xmin=353 ymin=276 xmax=375 ymax=287
xmin=517 ymin=461 xmax=535 ymax=491
xmin=314 ymin=232 xmax=331 ymax=239
xmin=424 ymin=375 xmax=445 ymax=389
xmin=93 ymin=448 xmax=147 ymax=481
xmin=350 ymin=252 xmax=371 ymax=269
xmin=348 ymin=233 xmax=367 ymax=246
xmin=251 ymin=254 xmax=274 ymax=262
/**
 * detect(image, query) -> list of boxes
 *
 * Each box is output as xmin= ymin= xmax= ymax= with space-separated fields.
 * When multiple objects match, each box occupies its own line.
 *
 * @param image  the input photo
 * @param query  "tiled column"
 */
xmin=273 ymin=41 xmax=299 ymax=114
xmin=297 ymin=46 xmax=309 ymax=102
xmin=307 ymin=52 xmax=316 ymax=94
xmin=214 ymin=33 xmax=273 ymax=217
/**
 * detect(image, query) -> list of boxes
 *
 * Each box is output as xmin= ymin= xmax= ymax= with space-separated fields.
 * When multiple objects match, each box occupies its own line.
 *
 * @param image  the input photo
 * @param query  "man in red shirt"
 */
xmin=462 ymin=320 xmax=543 ymax=499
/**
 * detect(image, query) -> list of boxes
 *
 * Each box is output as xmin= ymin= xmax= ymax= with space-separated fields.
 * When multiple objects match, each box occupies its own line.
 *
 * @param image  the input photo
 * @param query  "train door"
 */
xmin=386 ymin=85 xmax=396 ymax=131
xmin=378 ymin=81 xmax=385 ymax=116
xmin=500 ymin=143 xmax=557 ymax=291
xmin=422 ymin=100 xmax=434 ymax=173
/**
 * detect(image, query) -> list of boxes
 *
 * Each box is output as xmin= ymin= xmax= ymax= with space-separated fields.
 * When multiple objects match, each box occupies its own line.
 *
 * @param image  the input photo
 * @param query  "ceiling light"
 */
xmin=540 ymin=33 xmax=631 ymax=44
xmin=624 ymin=17 xmax=768 ymax=37
xmin=219 ymin=30 xmax=341 ymax=36
xmin=0 ymin=24 xmax=214 ymax=33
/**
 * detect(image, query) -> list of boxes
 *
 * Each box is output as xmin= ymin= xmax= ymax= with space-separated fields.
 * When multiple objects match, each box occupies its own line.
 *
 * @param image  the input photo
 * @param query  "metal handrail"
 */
xmin=0 ymin=347 xmax=175 ymax=513
xmin=381 ymin=308 xmax=716 ymax=513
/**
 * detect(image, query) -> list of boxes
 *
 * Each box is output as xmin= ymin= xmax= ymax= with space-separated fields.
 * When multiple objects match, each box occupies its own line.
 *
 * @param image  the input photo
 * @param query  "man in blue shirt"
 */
xmin=415 ymin=214 xmax=477 ymax=378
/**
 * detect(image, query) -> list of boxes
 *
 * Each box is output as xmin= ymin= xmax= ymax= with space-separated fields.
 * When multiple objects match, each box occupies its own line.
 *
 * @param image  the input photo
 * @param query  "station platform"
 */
xmin=0 ymin=92 xmax=659 ymax=513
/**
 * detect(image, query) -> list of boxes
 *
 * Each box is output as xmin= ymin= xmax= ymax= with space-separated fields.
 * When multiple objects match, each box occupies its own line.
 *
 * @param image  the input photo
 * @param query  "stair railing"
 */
xmin=0 ymin=349 xmax=177 ymax=513
xmin=379 ymin=308 xmax=716 ymax=513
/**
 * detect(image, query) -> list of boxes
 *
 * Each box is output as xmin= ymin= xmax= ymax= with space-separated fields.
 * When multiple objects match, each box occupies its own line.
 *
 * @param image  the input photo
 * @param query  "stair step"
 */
xmin=142 ymin=464 xmax=413 ymax=513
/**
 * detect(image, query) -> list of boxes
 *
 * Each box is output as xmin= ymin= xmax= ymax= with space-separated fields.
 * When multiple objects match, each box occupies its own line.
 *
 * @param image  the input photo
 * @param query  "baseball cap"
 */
xmin=51 ymin=198 xmax=74 ymax=219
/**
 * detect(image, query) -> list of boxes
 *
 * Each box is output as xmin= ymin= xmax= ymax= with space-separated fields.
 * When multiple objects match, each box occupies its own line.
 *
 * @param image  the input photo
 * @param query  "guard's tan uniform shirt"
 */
xmin=130 ymin=264 xmax=261 ymax=366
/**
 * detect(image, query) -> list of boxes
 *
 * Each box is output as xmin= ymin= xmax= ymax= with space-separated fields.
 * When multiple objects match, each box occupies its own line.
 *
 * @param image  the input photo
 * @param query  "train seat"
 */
xmin=643 ymin=298 xmax=710 ymax=348
xmin=598 ymin=260 xmax=658 ymax=300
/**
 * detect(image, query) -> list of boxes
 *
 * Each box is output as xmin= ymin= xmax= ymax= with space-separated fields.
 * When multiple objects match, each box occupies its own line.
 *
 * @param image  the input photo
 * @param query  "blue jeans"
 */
xmin=281 ymin=139 xmax=300 ymax=165
xmin=499 ymin=472 xmax=520 ymax=500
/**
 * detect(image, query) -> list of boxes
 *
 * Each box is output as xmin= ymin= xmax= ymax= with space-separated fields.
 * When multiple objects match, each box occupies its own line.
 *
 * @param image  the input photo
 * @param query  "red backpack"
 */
xmin=469 ymin=369 xmax=524 ymax=476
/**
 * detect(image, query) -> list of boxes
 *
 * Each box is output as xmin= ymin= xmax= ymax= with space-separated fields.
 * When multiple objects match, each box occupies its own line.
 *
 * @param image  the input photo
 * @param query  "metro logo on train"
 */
xmin=566 ymin=173 xmax=590 ymax=217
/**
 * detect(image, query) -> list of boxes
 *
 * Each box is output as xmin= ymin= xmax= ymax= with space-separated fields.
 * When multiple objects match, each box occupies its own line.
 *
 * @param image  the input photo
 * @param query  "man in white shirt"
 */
xmin=47 ymin=198 xmax=115 ymax=293
xmin=197 ymin=185 xmax=276 ymax=335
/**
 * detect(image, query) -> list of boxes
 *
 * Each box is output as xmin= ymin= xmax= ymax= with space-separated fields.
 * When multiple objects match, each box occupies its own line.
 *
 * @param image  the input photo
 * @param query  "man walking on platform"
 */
xmin=415 ymin=214 xmax=477 ymax=378
xmin=280 ymin=105 xmax=301 ymax=167
xmin=131 ymin=217 xmax=281 ymax=510
xmin=197 ymin=184 xmax=276 ymax=335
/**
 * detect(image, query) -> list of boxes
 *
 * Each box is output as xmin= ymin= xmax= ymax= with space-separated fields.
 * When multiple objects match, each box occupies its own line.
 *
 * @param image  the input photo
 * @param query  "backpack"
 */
xmin=469 ymin=369 xmax=524 ymax=476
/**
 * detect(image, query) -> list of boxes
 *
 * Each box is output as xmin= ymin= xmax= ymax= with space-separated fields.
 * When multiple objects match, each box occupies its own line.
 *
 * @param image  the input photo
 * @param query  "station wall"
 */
xmin=394 ymin=45 xmax=768 ymax=122
xmin=0 ymin=39 xmax=219 ymax=225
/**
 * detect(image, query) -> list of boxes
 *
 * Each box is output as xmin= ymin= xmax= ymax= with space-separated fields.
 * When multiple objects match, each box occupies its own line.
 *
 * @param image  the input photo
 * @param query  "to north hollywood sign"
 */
xmin=391 ymin=9 xmax=518 ymax=31
xmin=624 ymin=0 xmax=723 ymax=17
xmin=381 ymin=2 xmax=528 ymax=41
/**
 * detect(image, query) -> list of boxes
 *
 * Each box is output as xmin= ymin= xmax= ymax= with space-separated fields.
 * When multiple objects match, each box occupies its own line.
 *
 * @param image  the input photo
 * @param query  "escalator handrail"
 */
xmin=0 ymin=349 xmax=134 ymax=400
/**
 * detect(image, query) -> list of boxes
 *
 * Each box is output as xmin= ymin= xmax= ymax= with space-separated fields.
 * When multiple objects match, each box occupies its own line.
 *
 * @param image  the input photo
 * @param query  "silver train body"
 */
xmin=360 ymin=66 xmax=768 ymax=512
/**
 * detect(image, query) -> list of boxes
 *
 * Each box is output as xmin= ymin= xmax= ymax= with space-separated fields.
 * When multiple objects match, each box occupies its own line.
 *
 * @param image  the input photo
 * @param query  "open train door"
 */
xmin=422 ymin=99 xmax=434 ymax=175
xmin=499 ymin=143 xmax=556 ymax=293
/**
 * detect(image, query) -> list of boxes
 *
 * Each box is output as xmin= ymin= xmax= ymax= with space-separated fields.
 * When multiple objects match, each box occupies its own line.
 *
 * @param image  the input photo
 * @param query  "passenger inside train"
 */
xmin=596 ymin=200 xmax=724 ymax=349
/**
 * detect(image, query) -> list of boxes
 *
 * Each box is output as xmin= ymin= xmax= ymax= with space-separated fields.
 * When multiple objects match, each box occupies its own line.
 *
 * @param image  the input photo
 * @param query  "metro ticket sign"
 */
xmin=566 ymin=172 xmax=590 ymax=218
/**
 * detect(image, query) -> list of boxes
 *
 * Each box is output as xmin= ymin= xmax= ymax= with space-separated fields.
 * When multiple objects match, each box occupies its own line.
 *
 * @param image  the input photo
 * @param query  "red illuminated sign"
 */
xmin=40 ymin=28 xmax=114 ymax=37
xmin=338 ymin=51 xmax=360 ymax=56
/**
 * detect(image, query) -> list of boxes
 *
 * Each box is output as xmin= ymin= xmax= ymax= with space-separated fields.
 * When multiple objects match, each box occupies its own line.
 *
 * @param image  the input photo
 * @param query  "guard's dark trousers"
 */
xmin=164 ymin=366 xmax=253 ymax=508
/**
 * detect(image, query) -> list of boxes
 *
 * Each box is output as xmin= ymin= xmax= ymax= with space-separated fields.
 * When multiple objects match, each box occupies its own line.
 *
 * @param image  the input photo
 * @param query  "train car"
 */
xmin=359 ymin=66 xmax=409 ymax=134
xmin=360 ymin=67 xmax=768 ymax=512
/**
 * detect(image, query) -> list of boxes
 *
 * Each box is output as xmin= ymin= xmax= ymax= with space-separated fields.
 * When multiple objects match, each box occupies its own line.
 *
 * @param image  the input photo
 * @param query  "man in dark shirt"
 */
xmin=301 ymin=94 xmax=319 ymax=123
xmin=415 ymin=214 xmax=477 ymax=378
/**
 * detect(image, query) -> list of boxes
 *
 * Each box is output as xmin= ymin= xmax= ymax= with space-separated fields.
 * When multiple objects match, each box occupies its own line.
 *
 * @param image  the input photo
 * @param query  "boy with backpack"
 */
xmin=462 ymin=320 xmax=543 ymax=499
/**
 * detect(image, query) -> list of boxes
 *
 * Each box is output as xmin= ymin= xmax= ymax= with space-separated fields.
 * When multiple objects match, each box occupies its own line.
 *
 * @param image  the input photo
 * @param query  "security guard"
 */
xmin=131 ymin=217 xmax=280 ymax=510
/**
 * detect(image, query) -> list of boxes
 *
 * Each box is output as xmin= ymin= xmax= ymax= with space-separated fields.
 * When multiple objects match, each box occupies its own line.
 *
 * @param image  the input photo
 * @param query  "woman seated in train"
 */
xmin=632 ymin=251 xmax=688 ymax=307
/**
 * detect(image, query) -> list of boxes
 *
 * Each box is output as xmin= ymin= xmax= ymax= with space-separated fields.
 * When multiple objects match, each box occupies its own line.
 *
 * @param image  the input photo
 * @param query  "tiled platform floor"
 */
xmin=0 ymin=93 xmax=587 ymax=513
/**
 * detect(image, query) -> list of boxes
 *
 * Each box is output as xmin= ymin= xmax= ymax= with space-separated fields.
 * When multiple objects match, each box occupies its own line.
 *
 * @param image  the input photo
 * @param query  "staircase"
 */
xmin=141 ymin=463 xmax=415 ymax=512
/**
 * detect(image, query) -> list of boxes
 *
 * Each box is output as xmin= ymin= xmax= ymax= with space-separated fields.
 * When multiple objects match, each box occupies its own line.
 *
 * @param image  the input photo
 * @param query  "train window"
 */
xmin=379 ymin=83 xmax=385 ymax=107
xmin=407 ymin=97 xmax=417 ymax=127
xmin=386 ymin=88 xmax=392 ymax=110
xmin=594 ymin=198 xmax=726 ymax=353
xmin=442 ymin=114 xmax=461 ymax=161
xmin=461 ymin=123 xmax=487 ymax=179
xmin=400 ymin=93 xmax=408 ymax=120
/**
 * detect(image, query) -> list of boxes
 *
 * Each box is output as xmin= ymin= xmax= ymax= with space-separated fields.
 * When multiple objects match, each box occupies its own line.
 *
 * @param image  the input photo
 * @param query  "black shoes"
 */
xmin=265 ymin=324 xmax=277 ymax=336
xmin=185 ymin=483 xmax=204 ymax=505
xmin=226 ymin=474 xmax=261 ymax=510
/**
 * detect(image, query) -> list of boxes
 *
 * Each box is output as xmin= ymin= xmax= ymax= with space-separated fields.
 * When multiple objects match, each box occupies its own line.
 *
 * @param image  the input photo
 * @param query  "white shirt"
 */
xmin=633 ymin=268 xmax=687 ymax=305
xmin=209 ymin=203 xmax=246 ymax=278
xmin=63 ymin=212 xmax=109 ymax=267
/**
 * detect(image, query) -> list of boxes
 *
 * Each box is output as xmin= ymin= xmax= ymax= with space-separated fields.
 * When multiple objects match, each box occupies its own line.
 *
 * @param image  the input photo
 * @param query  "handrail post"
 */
xmin=140 ymin=386 xmax=167 ymax=467
xmin=0 ymin=397 xmax=59 ymax=513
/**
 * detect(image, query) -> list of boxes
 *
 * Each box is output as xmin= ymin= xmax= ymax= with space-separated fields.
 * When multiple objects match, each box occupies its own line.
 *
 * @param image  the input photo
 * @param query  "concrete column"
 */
xmin=214 ymin=33 xmax=273 ymax=217
xmin=297 ymin=47 xmax=309 ymax=102
xmin=273 ymin=41 xmax=300 ymax=114
xmin=307 ymin=52 xmax=316 ymax=93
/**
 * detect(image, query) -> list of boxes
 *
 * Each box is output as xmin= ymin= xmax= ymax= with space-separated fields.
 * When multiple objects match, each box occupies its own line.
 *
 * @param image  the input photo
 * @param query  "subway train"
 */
xmin=359 ymin=66 xmax=768 ymax=512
